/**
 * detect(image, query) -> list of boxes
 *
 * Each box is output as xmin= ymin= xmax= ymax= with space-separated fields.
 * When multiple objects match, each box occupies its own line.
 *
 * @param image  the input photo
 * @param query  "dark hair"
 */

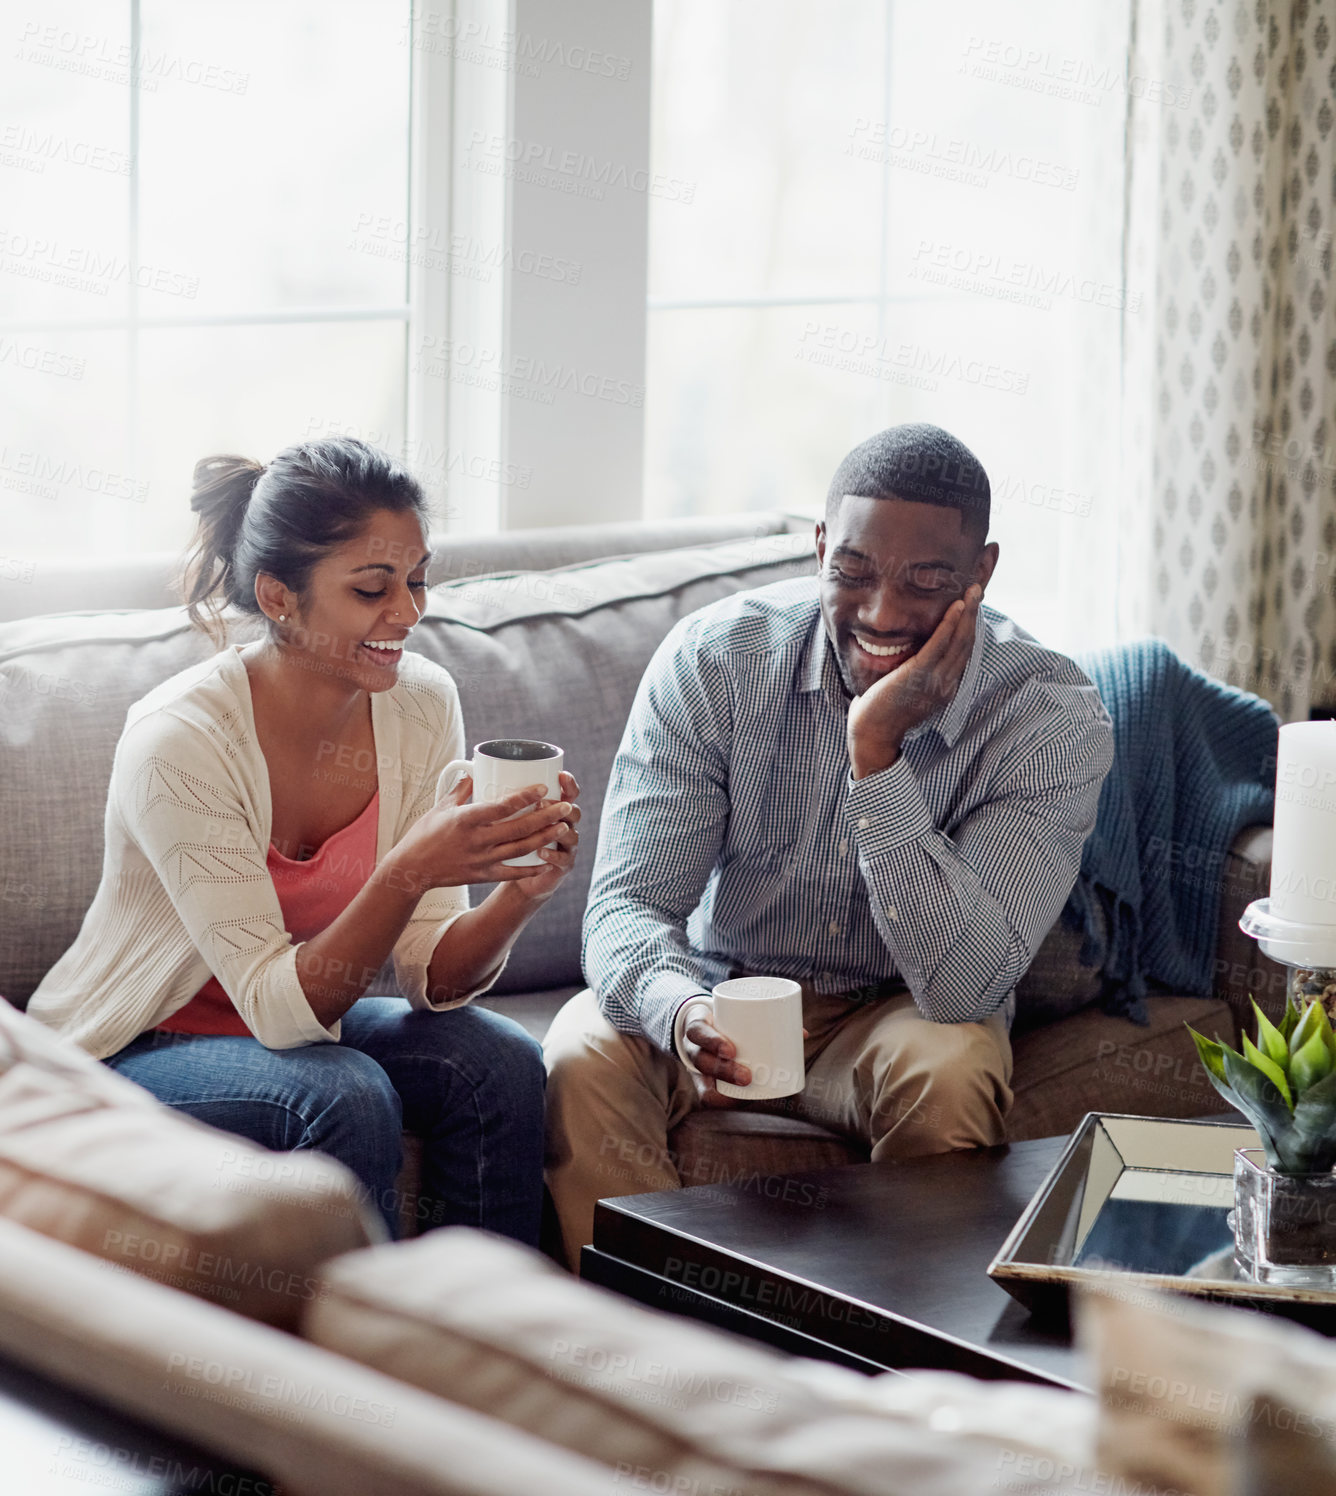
xmin=825 ymin=423 xmax=990 ymax=542
xmin=178 ymin=437 xmax=430 ymax=647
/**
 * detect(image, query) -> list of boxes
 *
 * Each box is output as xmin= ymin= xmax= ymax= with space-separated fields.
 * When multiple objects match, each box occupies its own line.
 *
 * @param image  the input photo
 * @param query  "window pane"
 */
xmin=1 ymin=1 xmax=132 ymax=321
xmin=133 ymin=320 xmax=409 ymax=556
xmin=650 ymin=0 xmax=886 ymax=302
xmin=136 ymin=0 xmax=411 ymax=315
xmin=646 ymin=0 xmax=1129 ymax=650
xmin=645 ymin=305 xmax=885 ymax=518
xmin=0 ymin=328 xmax=131 ymax=561
xmin=3 ymin=3 xmax=415 ymax=566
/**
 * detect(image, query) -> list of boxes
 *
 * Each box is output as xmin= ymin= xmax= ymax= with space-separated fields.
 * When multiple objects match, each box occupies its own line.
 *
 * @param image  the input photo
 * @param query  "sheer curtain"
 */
xmin=645 ymin=0 xmax=1134 ymax=657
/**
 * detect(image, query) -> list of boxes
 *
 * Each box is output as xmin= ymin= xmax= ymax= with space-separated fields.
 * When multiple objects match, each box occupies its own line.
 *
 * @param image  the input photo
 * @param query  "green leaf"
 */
xmin=1310 ymin=1002 xmax=1336 ymax=1067
xmin=1243 ymin=1033 xmax=1294 ymax=1109
xmin=1220 ymin=1046 xmax=1297 ymax=1169
xmin=1186 ymin=1025 xmax=1229 ymax=1086
xmin=1250 ymin=999 xmax=1291 ymax=1068
xmin=1288 ymin=1069 xmax=1336 ymax=1172
xmin=1279 ymin=995 xmax=1303 ymax=1042
xmin=1291 ymin=1026 xmax=1335 ymax=1096
xmin=1290 ymin=1001 xmax=1326 ymax=1060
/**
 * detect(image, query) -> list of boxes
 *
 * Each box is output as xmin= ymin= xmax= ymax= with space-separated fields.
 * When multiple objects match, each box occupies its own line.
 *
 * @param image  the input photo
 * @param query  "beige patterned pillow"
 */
xmin=307 ymin=1228 xmax=1098 ymax=1495
xmin=0 ymin=1001 xmax=379 ymax=1327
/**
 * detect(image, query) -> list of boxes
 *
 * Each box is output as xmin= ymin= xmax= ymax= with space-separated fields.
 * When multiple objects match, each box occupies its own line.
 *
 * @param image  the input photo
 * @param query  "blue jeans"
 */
xmin=103 ymin=998 xmax=545 ymax=1245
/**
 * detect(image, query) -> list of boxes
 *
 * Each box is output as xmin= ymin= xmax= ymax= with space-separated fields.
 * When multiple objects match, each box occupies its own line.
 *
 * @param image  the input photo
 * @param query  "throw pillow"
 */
xmin=306 ymin=1228 xmax=1101 ymax=1495
xmin=1080 ymin=1282 xmax=1336 ymax=1496
xmin=0 ymin=1000 xmax=379 ymax=1327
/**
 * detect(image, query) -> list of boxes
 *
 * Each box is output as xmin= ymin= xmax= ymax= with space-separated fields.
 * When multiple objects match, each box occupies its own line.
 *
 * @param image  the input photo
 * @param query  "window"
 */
xmin=1 ymin=1 xmax=412 ymax=560
xmin=645 ymin=0 xmax=1132 ymax=652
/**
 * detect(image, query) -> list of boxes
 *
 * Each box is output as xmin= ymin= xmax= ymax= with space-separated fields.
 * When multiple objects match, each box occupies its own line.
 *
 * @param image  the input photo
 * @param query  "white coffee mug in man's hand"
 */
xmin=683 ymin=976 xmax=805 ymax=1100
xmin=438 ymin=738 xmax=563 ymax=866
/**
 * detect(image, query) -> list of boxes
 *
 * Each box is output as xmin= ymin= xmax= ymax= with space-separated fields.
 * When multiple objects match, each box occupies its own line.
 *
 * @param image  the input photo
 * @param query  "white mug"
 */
xmin=682 ymin=976 xmax=805 ymax=1100
xmin=438 ymin=738 xmax=563 ymax=867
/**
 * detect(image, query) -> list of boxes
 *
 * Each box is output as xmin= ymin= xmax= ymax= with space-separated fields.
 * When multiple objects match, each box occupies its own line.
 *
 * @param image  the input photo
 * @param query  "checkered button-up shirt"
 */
xmin=582 ymin=577 xmax=1114 ymax=1053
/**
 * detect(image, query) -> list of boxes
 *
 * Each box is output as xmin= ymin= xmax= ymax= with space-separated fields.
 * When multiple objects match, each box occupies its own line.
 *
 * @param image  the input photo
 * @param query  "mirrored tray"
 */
xmin=988 ymin=1113 xmax=1336 ymax=1325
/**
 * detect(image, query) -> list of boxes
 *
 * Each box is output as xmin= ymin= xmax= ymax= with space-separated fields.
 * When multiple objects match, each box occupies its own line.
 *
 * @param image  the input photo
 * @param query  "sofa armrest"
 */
xmin=1212 ymin=824 xmax=1284 ymax=1033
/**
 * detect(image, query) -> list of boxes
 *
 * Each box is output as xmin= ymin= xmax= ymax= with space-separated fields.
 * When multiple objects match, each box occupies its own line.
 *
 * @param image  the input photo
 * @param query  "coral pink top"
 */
xmin=157 ymin=792 xmax=381 ymax=1037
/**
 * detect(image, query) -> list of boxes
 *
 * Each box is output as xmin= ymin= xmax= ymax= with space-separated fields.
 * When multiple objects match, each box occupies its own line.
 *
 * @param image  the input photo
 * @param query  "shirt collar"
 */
xmin=799 ymin=605 xmax=989 ymax=749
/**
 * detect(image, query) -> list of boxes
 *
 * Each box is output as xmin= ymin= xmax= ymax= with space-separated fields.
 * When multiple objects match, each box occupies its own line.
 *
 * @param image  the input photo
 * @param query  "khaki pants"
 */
xmin=543 ymin=985 xmax=1014 ymax=1270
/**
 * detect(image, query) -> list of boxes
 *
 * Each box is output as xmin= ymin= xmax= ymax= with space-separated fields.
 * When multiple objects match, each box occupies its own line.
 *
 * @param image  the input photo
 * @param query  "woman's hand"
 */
xmin=386 ymin=774 xmax=578 ymax=895
xmin=511 ymin=770 xmax=581 ymax=904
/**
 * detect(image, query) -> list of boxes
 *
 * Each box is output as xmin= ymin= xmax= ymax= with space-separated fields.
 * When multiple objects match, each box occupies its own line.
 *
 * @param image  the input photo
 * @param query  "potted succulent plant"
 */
xmin=1188 ymin=998 xmax=1336 ymax=1286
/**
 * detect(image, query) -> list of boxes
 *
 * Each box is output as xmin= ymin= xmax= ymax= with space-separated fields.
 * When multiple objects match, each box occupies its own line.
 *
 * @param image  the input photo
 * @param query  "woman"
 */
xmin=26 ymin=437 xmax=580 ymax=1244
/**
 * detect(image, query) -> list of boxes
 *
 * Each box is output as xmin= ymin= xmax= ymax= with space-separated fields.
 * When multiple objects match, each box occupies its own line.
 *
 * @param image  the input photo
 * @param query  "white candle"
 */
xmin=1271 ymin=720 xmax=1336 ymax=926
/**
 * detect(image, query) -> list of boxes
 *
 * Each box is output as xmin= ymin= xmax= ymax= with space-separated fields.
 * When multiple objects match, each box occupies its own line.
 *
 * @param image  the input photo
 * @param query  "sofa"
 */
xmin=0 ymin=511 xmax=1283 ymax=1216
xmin=0 ymin=991 xmax=1106 ymax=1495
xmin=0 ymin=947 xmax=1316 ymax=1496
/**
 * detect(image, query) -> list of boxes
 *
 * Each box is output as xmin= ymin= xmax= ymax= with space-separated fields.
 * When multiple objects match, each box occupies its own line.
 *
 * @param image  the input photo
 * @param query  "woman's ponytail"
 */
xmin=177 ymin=455 xmax=265 ymax=648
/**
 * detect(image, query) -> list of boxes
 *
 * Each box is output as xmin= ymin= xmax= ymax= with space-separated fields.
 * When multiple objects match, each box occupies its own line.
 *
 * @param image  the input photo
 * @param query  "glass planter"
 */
xmin=1289 ymin=966 xmax=1336 ymax=1018
xmin=1232 ymin=1149 xmax=1336 ymax=1288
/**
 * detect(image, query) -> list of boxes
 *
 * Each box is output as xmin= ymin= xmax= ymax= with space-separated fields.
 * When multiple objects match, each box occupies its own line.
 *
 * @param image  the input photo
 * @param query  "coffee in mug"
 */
xmin=438 ymin=738 xmax=563 ymax=867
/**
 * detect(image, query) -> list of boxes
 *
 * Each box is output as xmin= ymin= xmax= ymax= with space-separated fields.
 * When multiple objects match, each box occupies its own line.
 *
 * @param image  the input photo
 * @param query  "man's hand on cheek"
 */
xmin=847 ymin=583 xmax=982 ymax=780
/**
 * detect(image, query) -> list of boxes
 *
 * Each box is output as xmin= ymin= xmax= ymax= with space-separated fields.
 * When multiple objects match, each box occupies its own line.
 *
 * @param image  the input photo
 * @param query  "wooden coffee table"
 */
xmin=581 ymin=1135 xmax=1088 ymax=1392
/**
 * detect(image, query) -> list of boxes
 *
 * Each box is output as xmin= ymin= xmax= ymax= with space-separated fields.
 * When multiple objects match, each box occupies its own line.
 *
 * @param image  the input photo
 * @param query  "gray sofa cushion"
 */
xmin=414 ymin=533 xmax=816 ymax=992
xmin=0 ymin=532 xmax=815 ymax=1005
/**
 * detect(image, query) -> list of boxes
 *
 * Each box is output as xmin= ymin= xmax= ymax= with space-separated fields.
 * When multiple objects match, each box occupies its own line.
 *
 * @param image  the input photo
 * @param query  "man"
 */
xmin=544 ymin=423 xmax=1114 ymax=1269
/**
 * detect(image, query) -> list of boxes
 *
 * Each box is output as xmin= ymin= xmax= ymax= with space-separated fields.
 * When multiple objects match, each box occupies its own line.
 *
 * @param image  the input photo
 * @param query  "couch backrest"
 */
xmin=0 ymin=530 xmax=816 ymax=1003
xmin=0 ymin=512 xmax=802 ymax=624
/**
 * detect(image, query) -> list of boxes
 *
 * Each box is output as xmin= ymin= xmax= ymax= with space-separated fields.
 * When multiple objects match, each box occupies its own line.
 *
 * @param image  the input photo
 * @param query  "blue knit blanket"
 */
xmin=1066 ymin=639 xmax=1278 ymax=1023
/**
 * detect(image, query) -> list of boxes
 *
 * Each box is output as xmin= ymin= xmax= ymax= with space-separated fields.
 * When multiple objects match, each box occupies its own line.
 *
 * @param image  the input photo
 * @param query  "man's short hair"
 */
xmin=825 ymin=423 xmax=990 ymax=542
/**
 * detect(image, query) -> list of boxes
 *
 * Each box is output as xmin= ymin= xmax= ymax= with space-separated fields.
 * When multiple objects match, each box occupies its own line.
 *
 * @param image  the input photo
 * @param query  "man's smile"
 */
xmin=849 ymin=633 xmax=919 ymax=672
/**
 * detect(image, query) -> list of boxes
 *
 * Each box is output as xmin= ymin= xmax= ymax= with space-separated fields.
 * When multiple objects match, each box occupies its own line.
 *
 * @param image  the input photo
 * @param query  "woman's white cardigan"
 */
xmin=27 ymin=645 xmax=496 ymax=1060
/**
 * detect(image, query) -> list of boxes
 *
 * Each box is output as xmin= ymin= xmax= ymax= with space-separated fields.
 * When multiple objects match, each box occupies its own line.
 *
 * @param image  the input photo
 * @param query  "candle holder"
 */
xmin=1239 ymin=900 xmax=1336 ymax=1018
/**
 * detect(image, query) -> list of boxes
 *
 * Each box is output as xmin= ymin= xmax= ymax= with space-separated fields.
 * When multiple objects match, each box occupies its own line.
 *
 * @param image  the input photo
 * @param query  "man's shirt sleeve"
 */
xmin=582 ymin=620 xmax=734 ymax=1052
xmin=847 ymin=681 xmax=1114 ymax=1023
